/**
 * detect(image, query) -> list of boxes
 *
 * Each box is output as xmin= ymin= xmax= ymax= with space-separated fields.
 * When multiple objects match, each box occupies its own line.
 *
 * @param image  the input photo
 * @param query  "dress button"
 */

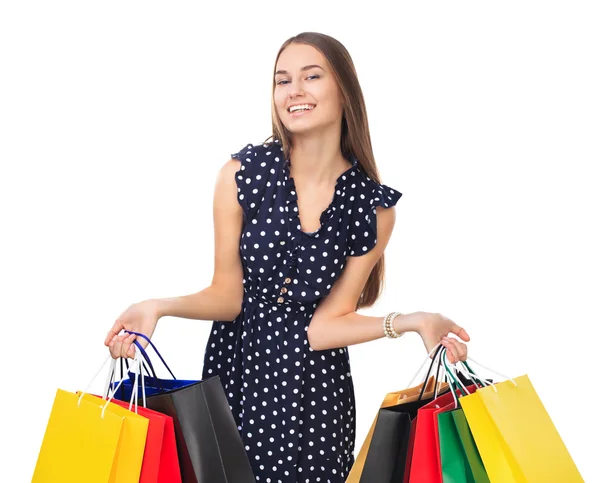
xmin=280 ymin=287 xmax=287 ymax=293
xmin=284 ymin=277 xmax=291 ymax=284
xmin=277 ymin=296 xmax=284 ymax=303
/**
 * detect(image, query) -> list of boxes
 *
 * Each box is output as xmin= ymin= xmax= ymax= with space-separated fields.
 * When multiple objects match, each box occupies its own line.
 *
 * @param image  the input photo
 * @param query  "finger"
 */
xmin=125 ymin=334 xmax=137 ymax=359
xmin=105 ymin=320 xmax=125 ymax=346
xmin=122 ymin=333 xmax=137 ymax=359
xmin=447 ymin=338 xmax=468 ymax=362
xmin=113 ymin=333 xmax=129 ymax=358
xmin=456 ymin=341 xmax=468 ymax=361
xmin=118 ymin=333 xmax=134 ymax=359
xmin=451 ymin=324 xmax=470 ymax=342
xmin=441 ymin=339 xmax=459 ymax=364
xmin=108 ymin=335 xmax=120 ymax=359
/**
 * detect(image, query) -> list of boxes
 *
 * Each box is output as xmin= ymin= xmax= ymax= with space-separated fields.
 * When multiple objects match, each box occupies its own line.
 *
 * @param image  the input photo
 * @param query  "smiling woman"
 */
xmin=106 ymin=31 xmax=471 ymax=483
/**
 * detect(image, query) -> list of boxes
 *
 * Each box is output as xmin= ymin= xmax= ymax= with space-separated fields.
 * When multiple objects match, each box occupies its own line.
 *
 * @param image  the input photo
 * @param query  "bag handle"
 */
xmin=102 ymin=346 xmax=159 ymax=401
xmin=453 ymin=358 xmax=517 ymax=394
xmin=416 ymin=344 xmax=445 ymax=401
xmin=103 ymin=348 xmax=146 ymax=416
xmin=439 ymin=349 xmax=476 ymax=409
xmin=78 ymin=348 xmax=145 ymax=418
xmin=407 ymin=343 xmax=442 ymax=388
xmin=124 ymin=330 xmax=177 ymax=380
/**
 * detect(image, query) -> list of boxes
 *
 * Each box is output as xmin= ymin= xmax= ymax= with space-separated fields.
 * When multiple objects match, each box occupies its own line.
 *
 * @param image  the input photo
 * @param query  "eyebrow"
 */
xmin=275 ymin=64 xmax=324 ymax=76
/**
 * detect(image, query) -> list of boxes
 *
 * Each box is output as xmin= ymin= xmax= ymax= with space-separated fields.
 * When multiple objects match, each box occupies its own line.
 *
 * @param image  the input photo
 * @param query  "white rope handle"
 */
xmin=101 ymin=348 xmax=144 ymax=418
xmin=77 ymin=355 xmax=112 ymax=408
xmin=465 ymin=356 xmax=518 ymax=391
xmin=127 ymin=348 xmax=147 ymax=411
xmin=406 ymin=343 xmax=443 ymax=389
xmin=103 ymin=358 xmax=117 ymax=400
xmin=454 ymin=362 xmax=492 ymax=388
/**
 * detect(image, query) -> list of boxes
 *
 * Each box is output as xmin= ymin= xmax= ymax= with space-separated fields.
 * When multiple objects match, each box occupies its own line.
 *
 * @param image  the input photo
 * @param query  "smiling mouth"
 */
xmin=288 ymin=104 xmax=316 ymax=114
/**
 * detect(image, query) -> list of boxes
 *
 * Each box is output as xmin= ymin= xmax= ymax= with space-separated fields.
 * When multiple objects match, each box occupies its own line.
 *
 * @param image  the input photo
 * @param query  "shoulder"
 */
xmin=230 ymin=139 xmax=284 ymax=167
xmin=347 ymin=171 xmax=402 ymax=256
xmin=355 ymin=172 xmax=403 ymax=209
xmin=227 ymin=139 xmax=284 ymax=215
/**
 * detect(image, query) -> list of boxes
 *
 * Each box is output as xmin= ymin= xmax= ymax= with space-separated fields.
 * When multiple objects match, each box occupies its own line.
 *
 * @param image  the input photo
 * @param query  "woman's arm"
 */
xmin=106 ymin=157 xmax=246 ymax=358
xmin=153 ymin=157 xmax=246 ymax=322
xmin=307 ymin=206 xmax=469 ymax=362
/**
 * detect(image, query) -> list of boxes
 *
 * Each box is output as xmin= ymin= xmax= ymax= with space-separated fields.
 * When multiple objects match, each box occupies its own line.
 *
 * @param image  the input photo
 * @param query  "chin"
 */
xmin=282 ymin=118 xmax=331 ymax=136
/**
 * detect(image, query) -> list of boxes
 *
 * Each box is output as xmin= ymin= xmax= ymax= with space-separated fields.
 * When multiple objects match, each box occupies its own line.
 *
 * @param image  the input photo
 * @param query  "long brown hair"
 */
xmin=265 ymin=32 xmax=387 ymax=310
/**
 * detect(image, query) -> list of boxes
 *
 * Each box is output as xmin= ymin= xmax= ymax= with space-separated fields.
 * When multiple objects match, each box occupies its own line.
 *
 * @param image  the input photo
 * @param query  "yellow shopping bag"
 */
xmin=461 ymin=374 xmax=583 ymax=483
xmin=33 ymin=354 xmax=150 ymax=483
xmin=81 ymin=394 xmax=149 ymax=482
xmin=32 ymin=389 xmax=124 ymax=482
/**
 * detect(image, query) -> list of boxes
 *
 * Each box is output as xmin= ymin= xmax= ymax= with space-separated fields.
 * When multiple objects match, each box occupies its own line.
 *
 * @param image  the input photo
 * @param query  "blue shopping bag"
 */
xmin=109 ymin=331 xmax=197 ymax=401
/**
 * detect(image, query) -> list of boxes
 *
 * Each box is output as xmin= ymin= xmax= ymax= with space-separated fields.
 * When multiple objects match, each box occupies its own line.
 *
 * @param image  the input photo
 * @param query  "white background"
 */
xmin=1 ymin=1 xmax=598 ymax=481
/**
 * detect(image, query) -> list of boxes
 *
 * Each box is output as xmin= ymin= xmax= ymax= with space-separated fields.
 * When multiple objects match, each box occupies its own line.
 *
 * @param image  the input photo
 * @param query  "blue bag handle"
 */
xmin=124 ymin=330 xmax=177 ymax=380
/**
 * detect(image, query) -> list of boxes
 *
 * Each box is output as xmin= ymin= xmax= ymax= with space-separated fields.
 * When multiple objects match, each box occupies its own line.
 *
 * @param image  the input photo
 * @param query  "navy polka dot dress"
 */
xmin=202 ymin=139 xmax=402 ymax=482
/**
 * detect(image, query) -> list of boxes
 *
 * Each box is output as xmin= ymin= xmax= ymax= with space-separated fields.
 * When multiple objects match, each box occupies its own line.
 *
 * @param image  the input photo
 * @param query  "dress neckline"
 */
xmin=283 ymin=152 xmax=359 ymax=238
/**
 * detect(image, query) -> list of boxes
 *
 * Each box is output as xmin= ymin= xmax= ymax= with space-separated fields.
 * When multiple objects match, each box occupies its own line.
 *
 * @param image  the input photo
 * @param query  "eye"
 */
xmin=276 ymin=74 xmax=320 ymax=86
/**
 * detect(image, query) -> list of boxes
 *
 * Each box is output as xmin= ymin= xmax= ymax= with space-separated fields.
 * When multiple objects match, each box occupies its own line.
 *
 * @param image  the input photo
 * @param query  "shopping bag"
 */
xmin=118 ymin=332 xmax=256 ymax=483
xmin=79 ymin=394 xmax=149 ymax=482
xmin=450 ymin=408 xmax=489 ymax=483
xmin=32 ymin=353 xmax=149 ymax=483
xmin=356 ymin=345 xmax=449 ymax=483
xmin=110 ymin=341 xmax=196 ymax=401
xmin=32 ymin=389 xmax=124 ymax=482
xmin=99 ymin=396 xmax=181 ymax=483
xmin=409 ymin=352 xmax=489 ymax=483
xmin=433 ymin=360 xmax=489 ymax=483
xmin=408 ymin=383 xmax=478 ymax=483
xmin=105 ymin=354 xmax=182 ymax=483
xmin=437 ymin=408 xmax=471 ymax=483
xmin=346 ymin=375 xmax=438 ymax=483
xmin=460 ymin=368 xmax=583 ymax=481
xmin=434 ymin=357 xmax=490 ymax=483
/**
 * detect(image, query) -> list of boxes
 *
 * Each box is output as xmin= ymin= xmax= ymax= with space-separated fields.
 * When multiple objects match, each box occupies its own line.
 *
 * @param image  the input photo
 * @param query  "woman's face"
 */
xmin=274 ymin=43 xmax=345 ymax=136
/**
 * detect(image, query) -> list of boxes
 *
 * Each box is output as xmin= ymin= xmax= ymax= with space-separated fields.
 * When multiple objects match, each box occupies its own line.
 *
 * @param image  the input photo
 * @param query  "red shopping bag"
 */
xmin=95 ymin=396 xmax=181 ymax=483
xmin=408 ymin=384 xmax=478 ymax=483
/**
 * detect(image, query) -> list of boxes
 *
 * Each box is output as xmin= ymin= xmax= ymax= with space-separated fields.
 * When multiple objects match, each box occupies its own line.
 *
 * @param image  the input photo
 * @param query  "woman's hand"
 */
xmin=104 ymin=299 xmax=162 ymax=359
xmin=413 ymin=311 xmax=470 ymax=363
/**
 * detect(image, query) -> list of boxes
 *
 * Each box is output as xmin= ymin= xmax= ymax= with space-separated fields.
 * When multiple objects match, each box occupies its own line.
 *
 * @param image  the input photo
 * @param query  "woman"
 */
xmin=105 ymin=32 xmax=470 ymax=482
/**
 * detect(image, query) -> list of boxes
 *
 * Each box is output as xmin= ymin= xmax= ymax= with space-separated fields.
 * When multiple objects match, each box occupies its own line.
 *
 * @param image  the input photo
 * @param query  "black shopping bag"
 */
xmin=359 ymin=345 xmax=447 ymax=483
xmin=114 ymin=332 xmax=255 ymax=483
xmin=146 ymin=375 xmax=255 ymax=483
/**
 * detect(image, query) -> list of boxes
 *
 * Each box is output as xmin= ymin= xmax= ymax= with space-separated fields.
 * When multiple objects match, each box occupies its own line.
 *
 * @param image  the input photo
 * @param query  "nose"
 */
xmin=288 ymin=82 xmax=304 ymax=99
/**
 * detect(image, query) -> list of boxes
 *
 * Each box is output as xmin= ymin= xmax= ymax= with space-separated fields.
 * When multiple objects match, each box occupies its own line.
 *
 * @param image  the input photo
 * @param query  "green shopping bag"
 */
xmin=438 ymin=409 xmax=473 ymax=483
xmin=451 ymin=409 xmax=490 ymax=483
xmin=436 ymin=350 xmax=490 ymax=483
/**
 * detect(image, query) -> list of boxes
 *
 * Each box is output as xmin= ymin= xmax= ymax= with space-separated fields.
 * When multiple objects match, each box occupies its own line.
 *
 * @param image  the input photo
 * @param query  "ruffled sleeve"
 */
xmin=232 ymin=142 xmax=278 ymax=218
xmin=348 ymin=182 xmax=402 ymax=256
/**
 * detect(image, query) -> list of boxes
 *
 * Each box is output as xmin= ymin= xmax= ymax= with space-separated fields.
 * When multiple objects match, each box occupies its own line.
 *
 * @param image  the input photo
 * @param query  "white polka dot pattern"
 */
xmin=202 ymin=139 xmax=402 ymax=482
xmin=348 ymin=182 xmax=402 ymax=256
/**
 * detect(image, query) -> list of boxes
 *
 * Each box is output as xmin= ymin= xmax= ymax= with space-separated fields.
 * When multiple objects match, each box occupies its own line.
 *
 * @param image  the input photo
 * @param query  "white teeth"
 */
xmin=289 ymin=104 xmax=315 ymax=113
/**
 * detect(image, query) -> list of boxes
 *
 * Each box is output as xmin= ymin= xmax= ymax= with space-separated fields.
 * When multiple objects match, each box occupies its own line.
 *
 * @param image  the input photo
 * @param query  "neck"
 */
xmin=288 ymin=133 xmax=350 ymax=186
